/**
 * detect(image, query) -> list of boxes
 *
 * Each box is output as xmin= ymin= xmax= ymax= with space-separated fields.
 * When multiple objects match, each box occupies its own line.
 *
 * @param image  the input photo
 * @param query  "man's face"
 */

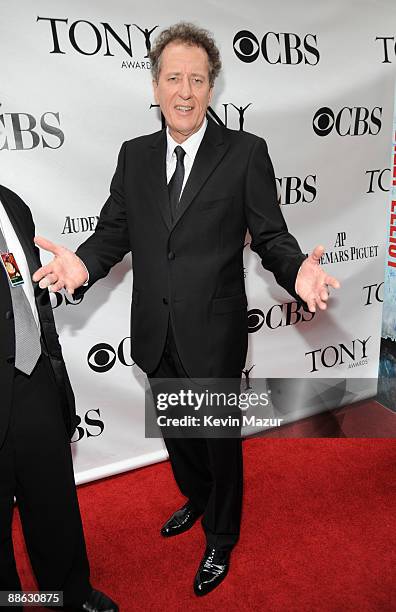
xmin=153 ymin=42 xmax=213 ymax=143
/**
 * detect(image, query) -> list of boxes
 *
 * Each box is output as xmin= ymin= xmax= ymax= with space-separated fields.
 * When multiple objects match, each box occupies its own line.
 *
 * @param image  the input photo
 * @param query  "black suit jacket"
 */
xmin=76 ymin=118 xmax=306 ymax=378
xmin=0 ymin=185 xmax=77 ymax=448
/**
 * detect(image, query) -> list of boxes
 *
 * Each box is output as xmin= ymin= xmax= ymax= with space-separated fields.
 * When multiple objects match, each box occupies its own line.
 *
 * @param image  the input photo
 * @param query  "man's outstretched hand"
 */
xmin=32 ymin=236 xmax=88 ymax=294
xmin=295 ymin=245 xmax=340 ymax=313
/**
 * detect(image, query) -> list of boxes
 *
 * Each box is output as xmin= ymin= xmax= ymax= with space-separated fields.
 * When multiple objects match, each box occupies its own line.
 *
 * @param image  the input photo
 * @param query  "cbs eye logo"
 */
xmin=248 ymin=308 xmax=265 ymax=333
xmin=87 ymin=338 xmax=134 ymax=372
xmin=313 ymin=106 xmax=382 ymax=137
xmin=233 ymin=31 xmax=260 ymax=63
xmin=312 ymin=107 xmax=335 ymax=137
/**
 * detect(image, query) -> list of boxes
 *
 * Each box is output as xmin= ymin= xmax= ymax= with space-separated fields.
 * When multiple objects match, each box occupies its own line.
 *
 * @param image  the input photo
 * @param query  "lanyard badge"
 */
xmin=1 ymin=252 xmax=24 ymax=287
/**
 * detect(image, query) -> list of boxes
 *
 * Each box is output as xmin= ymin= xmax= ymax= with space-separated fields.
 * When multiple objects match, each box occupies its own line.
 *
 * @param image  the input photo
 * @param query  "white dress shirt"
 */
xmin=166 ymin=118 xmax=208 ymax=194
xmin=0 ymin=200 xmax=40 ymax=329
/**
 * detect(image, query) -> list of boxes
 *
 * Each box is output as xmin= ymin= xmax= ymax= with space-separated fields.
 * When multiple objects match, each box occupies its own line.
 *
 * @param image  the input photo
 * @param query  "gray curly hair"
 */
xmin=149 ymin=22 xmax=222 ymax=87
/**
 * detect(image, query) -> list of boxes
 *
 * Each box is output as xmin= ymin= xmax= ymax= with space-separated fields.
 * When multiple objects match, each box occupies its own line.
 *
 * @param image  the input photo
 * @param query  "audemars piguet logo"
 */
xmin=320 ymin=232 xmax=379 ymax=265
xmin=62 ymin=216 xmax=99 ymax=235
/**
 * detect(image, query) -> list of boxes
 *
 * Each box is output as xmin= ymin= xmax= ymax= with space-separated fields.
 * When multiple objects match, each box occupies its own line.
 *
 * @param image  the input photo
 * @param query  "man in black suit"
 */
xmin=33 ymin=22 xmax=339 ymax=596
xmin=0 ymin=185 xmax=118 ymax=611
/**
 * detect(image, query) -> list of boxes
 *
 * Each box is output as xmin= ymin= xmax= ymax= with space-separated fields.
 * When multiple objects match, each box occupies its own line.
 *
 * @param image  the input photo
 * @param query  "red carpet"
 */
xmin=13 ymin=438 xmax=395 ymax=611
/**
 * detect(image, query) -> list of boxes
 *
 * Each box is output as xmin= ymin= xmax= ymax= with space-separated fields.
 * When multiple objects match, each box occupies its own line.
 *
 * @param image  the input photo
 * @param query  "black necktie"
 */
xmin=168 ymin=145 xmax=186 ymax=222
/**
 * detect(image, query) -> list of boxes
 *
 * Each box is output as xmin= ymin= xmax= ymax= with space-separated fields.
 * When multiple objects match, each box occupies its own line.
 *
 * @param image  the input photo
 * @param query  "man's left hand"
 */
xmin=295 ymin=245 xmax=340 ymax=313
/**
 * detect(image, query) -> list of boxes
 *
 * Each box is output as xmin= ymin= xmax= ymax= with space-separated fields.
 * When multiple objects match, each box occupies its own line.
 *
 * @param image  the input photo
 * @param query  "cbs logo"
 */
xmin=50 ymin=291 xmax=84 ymax=308
xmin=71 ymin=408 xmax=105 ymax=443
xmin=313 ymin=106 xmax=382 ymax=137
xmin=248 ymin=303 xmax=314 ymax=332
xmin=87 ymin=337 xmax=134 ymax=372
xmin=0 ymin=103 xmax=64 ymax=151
xmin=233 ymin=30 xmax=319 ymax=65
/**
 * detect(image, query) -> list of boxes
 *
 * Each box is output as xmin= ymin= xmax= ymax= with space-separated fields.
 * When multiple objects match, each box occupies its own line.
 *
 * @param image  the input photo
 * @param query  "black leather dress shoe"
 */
xmin=194 ymin=546 xmax=231 ymax=596
xmin=161 ymin=502 xmax=201 ymax=537
xmin=81 ymin=589 xmax=119 ymax=611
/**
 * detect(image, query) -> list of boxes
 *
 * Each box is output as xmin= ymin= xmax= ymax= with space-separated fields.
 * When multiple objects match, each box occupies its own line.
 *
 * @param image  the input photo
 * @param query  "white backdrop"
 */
xmin=1 ymin=1 xmax=395 ymax=483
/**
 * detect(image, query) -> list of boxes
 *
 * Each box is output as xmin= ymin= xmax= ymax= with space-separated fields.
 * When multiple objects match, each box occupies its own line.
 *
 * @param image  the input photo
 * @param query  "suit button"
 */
xmin=162 ymin=298 xmax=168 ymax=305
xmin=167 ymin=251 xmax=175 ymax=260
xmin=6 ymin=356 xmax=15 ymax=364
xmin=5 ymin=311 xmax=14 ymax=320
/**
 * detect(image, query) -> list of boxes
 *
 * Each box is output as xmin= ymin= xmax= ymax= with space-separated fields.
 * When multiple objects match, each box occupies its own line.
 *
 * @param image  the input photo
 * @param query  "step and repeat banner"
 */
xmin=378 ymin=82 xmax=396 ymax=411
xmin=1 ymin=1 xmax=395 ymax=482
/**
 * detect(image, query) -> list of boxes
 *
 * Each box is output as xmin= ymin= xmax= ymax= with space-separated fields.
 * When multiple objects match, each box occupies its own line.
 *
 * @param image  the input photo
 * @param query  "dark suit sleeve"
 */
xmin=75 ymin=141 xmax=131 ymax=291
xmin=244 ymin=137 xmax=307 ymax=301
xmin=20 ymin=200 xmax=43 ymax=265
xmin=4 ymin=187 xmax=36 ymax=235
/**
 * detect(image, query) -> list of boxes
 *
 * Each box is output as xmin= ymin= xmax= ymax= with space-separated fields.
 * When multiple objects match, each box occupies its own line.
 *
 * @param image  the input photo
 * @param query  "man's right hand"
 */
xmin=32 ymin=236 xmax=88 ymax=294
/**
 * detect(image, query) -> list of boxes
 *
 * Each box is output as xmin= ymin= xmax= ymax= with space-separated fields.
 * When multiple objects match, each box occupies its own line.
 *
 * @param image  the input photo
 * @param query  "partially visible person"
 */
xmin=0 ymin=184 xmax=118 ymax=612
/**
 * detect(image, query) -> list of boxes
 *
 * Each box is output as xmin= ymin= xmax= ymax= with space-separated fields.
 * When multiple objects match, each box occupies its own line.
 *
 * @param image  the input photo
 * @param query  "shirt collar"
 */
xmin=166 ymin=118 xmax=208 ymax=162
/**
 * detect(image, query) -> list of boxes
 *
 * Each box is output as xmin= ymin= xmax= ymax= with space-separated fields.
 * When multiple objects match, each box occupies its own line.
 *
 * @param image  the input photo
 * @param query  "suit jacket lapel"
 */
xmin=0 ymin=186 xmax=55 ymax=330
xmin=173 ymin=118 xmax=229 ymax=228
xmin=0 ymin=186 xmax=39 ymax=279
xmin=149 ymin=130 xmax=172 ymax=231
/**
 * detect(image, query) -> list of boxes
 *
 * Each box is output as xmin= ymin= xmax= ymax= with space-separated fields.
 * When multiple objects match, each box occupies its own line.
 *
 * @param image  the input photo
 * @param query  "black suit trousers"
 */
xmin=0 ymin=355 xmax=91 ymax=608
xmin=148 ymin=320 xmax=243 ymax=551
